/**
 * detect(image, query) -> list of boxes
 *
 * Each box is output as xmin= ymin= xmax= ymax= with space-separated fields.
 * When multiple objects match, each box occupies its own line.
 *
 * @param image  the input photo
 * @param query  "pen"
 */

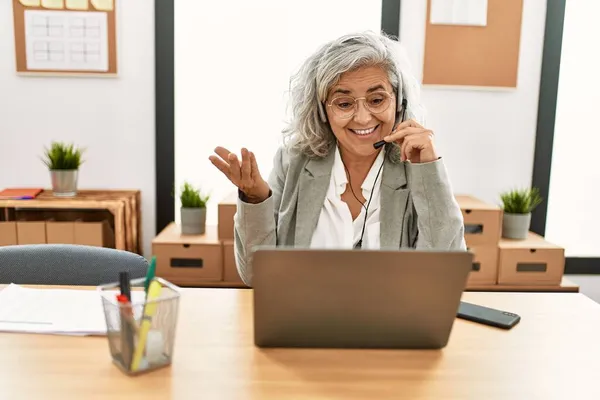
xmin=116 ymin=294 xmax=138 ymax=332
xmin=119 ymin=271 xmax=131 ymax=301
xmin=116 ymin=294 xmax=135 ymax=370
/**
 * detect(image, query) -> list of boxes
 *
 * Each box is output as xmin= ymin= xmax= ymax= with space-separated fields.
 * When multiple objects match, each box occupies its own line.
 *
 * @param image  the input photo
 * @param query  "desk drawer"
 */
xmin=462 ymin=209 xmax=502 ymax=246
xmin=154 ymin=242 xmax=223 ymax=285
xmin=466 ymin=245 xmax=499 ymax=286
xmin=498 ymin=247 xmax=564 ymax=285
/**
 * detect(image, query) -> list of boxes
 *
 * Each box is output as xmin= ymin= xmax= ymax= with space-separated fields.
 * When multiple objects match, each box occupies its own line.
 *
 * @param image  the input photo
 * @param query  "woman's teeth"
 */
xmin=350 ymin=125 xmax=378 ymax=135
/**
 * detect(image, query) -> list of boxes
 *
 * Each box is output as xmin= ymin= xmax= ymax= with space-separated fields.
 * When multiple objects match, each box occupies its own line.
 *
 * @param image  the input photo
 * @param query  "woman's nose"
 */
xmin=353 ymin=101 xmax=372 ymax=125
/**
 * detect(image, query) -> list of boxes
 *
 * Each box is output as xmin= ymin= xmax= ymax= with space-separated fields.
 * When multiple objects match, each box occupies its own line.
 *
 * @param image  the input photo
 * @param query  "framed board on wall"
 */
xmin=12 ymin=0 xmax=117 ymax=76
xmin=422 ymin=0 xmax=523 ymax=88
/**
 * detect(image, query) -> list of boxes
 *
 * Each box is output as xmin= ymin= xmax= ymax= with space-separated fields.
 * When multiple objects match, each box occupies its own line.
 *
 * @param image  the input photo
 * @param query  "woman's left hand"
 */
xmin=383 ymin=119 xmax=438 ymax=163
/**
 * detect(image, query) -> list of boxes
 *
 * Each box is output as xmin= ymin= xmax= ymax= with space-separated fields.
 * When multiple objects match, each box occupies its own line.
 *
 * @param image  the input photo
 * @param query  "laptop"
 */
xmin=252 ymin=248 xmax=473 ymax=349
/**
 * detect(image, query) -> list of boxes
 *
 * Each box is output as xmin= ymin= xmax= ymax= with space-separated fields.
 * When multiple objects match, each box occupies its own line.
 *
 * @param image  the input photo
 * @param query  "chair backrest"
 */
xmin=0 ymin=244 xmax=148 ymax=286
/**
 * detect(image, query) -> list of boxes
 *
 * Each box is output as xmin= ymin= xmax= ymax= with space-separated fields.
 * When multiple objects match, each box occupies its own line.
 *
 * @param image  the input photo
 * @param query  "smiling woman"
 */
xmin=208 ymin=31 xmax=466 ymax=287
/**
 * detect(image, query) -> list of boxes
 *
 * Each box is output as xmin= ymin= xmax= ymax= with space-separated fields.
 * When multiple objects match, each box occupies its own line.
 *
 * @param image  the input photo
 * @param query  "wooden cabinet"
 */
xmin=0 ymin=190 xmax=141 ymax=254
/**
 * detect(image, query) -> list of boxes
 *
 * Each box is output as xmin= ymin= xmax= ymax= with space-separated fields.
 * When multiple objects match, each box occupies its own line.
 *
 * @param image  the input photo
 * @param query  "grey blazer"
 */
xmin=233 ymin=145 xmax=466 ymax=287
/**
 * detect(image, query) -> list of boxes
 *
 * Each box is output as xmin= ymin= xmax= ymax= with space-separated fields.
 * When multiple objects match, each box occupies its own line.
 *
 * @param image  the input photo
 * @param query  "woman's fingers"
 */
xmin=384 ymin=127 xmax=428 ymax=143
xmin=241 ymin=148 xmax=252 ymax=183
xmin=404 ymin=137 xmax=416 ymax=162
xmin=394 ymin=119 xmax=424 ymax=131
xmin=228 ymin=152 xmax=241 ymax=182
xmin=214 ymin=146 xmax=232 ymax=161
xmin=209 ymin=155 xmax=231 ymax=179
xmin=210 ymin=146 xmax=266 ymax=193
xmin=401 ymin=134 xmax=436 ymax=163
xmin=250 ymin=151 xmax=260 ymax=180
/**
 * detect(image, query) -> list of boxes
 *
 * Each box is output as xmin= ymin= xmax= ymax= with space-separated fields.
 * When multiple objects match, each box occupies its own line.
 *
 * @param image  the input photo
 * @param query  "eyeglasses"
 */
xmin=326 ymin=91 xmax=395 ymax=119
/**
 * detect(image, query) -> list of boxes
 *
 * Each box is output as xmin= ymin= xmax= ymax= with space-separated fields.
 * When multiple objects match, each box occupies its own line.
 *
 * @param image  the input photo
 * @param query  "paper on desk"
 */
xmin=0 ymin=284 xmax=142 ymax=336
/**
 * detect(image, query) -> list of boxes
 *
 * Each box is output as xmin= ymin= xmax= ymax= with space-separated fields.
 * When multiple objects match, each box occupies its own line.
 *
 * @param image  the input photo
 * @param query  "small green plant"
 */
xmin=42 ymin=141 xmax=84 ymax=170
xmin=180 ymin=182 xmax=209 ymax=208
xmin=500 ymin=187 xmax=543 ymax=214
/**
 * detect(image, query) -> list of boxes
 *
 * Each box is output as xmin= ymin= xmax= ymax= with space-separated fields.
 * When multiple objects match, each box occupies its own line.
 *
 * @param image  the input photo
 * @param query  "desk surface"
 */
xmin=1 ymin=288 xmax=600 ymax=400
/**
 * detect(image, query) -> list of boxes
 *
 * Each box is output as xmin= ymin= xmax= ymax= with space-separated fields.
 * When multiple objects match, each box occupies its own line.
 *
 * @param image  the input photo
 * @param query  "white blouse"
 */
xmin=309 ymin=147 xmax=385 ymax=250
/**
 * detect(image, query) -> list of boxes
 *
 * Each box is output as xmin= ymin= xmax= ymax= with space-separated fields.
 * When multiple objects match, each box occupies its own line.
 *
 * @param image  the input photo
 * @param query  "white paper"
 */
xmin=0 ymin=284 xmax=143 ymax=336
xmin=430 ymin=0 xmax=488 ymax=27
xmin=23 ymin=9 xmax=108 ymax=71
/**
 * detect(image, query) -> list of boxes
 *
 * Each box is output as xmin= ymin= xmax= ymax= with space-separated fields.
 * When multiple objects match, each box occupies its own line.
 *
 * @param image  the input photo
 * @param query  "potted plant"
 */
xmin=41 ymin=142 xmax=85 ymax=197
xmin=179 ymin=182 xmax=210 ymax=235
xmin=499 ymin=187 xmax=543 ymax=239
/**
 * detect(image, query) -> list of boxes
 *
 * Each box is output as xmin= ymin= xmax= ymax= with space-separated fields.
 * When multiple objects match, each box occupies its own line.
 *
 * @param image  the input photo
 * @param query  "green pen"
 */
xmin=144 ymin=256 xmax=157 ymax=295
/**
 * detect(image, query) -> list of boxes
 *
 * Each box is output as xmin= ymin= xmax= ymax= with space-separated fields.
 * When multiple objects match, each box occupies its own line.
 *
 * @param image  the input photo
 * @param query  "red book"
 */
xmin=0 ymin=188 xmax=43 ymax=200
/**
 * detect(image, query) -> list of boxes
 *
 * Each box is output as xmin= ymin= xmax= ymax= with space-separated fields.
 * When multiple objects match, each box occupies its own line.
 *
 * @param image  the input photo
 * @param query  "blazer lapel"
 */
xmin=379 ymin=157 xmax=409 ymax=249
xmin=294 ymin=151 xmax=335 ymax=247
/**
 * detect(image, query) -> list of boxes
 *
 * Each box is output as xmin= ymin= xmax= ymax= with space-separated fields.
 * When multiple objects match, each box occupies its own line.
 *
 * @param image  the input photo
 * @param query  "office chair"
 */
xmin=0 ymin=244 xmax=148 ymax=286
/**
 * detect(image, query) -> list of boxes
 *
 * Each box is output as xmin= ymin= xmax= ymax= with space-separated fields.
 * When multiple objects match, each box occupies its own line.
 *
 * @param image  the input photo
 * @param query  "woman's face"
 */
xmin=325 ymin=66 xmax=397 ymax=159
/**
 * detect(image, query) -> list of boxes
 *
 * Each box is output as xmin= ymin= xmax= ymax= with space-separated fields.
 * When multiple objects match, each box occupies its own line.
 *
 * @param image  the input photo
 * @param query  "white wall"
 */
xmin=175 ymin=0 xmax=382 ymax=226
xmin=545 ymin=0 xmax=600 ymax=257
xmin=0 ymin=0 xmax=155 ymax=257
xmin=400 ymin=0 xmax=546 ymax=206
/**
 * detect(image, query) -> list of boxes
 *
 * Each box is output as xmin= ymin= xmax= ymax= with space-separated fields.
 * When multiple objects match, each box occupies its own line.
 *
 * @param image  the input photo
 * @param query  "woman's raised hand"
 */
xmin=209 ymin=147 xmax=271 ymax=203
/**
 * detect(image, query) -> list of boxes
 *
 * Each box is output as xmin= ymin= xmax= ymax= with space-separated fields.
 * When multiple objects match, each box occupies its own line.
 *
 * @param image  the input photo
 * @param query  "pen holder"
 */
xmin=97 ymin=277 xmax=181 ymax=376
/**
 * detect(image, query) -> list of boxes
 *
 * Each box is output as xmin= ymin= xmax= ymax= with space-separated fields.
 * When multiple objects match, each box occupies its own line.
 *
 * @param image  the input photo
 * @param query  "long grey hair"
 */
xmin=282 ymin=31 xmax=425 ymax=161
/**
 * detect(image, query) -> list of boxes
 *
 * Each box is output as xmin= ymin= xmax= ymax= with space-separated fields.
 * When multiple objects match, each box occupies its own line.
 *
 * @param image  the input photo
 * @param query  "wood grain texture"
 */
xmin=0 ymin=190 xmax=140 ymax=253
xmin=0 ymin=286 xmax=599 ymax=399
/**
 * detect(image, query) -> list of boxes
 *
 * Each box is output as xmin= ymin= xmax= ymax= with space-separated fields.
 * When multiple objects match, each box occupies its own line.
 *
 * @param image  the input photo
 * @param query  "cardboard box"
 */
xmin=223 ymin=239 xmax=245 ymax=285
xmin=218 ymin=191 xmax=237 ymax=240
xmin=46 ymin=221 xmax=114 ymax=247
xmin=466 ymin=245 xmax=499 ymax=286
xmin=153 ymin=223 xmax=223 ymax=286
xmin=46 ymin=221 xmax=75 ymax=244
xmin=74 ymin=221 xmax=114 ymax=248
xmin=497 ymin=232 xmax=565 ymax=285
xmin=0 ymin=222 xmax=18 ymax=246
xmin=16 ymin=221 xmax=47 ymax=244
xmin=456 ymin=195 xmax=502 ymax=246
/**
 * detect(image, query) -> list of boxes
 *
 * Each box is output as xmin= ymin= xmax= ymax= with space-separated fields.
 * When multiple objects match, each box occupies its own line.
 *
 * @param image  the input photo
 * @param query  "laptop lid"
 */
xmin=252 ymin=248 xmax=473 ymax=349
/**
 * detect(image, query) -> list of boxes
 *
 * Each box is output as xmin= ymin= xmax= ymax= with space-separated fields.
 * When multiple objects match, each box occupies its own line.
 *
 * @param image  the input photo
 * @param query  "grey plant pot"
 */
xmin=50 ymin=169 xmax=79 ymax=197
xmin=180 ymin=207 xmax=206 ymax=235
xmin=502 ymin=212 xmax=531 ymax=240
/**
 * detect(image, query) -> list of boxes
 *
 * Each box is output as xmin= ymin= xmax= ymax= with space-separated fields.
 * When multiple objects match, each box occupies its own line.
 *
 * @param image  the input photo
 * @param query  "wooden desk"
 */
xmin=1 ymin=288 xmax=599 ymax=399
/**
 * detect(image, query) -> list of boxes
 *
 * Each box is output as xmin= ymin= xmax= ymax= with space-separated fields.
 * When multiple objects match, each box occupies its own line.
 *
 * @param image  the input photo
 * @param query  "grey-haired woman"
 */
xmin=209 ymin=31 xmax=465 ymax=286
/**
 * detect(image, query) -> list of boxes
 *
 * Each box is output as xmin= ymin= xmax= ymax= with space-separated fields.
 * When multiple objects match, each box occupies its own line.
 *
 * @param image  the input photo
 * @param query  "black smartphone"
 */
xmin=457 ymin=301 xmax=521 ymax=329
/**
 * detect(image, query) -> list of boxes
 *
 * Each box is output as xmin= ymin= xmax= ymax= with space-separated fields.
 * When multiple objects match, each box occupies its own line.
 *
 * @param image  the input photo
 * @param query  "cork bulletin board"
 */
xmin=12 ymin=0 xmax=117 ymax=76
xmin=422 ymin=0 xmax=523 ymax=88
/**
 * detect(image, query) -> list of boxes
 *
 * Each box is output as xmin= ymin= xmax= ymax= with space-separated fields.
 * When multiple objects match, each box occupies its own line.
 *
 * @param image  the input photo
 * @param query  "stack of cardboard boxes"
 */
xmin=0 ymin=220 xmax=114 ymax=248
xmin=150 ymin=193 xmax=566 ymax=289
xmin=152 ymin=192 xmax=245 ymax=287
xmin=458 ymin=195 xmax=565 ymax=288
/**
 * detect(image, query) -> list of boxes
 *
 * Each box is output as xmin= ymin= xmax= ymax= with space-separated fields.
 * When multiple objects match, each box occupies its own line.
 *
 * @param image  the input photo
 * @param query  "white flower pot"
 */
xmin=50 ymin=169 xmax=79 ymax=197
xmin=502 ymin=212 xmax=531 ymax=240
xmin=180 ymin=207 xmax=206 ymax=235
